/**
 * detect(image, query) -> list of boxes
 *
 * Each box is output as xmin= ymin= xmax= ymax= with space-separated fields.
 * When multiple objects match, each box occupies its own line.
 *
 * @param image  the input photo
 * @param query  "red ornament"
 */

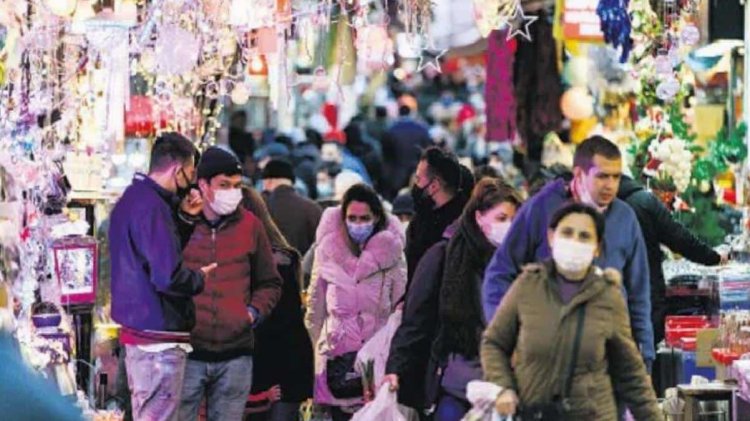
xmin=124 ymin=96 xmax=173 ymax=136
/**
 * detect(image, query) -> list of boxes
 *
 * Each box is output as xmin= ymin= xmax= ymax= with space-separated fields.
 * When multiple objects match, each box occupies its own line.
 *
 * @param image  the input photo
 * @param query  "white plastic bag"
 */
xmin=355 ymin=310 xmax=402 ymax=387
xmin=461 ymin=381 xmax=508 ymax=421
xmin=351 ymin=384 xmax=406 ymax=421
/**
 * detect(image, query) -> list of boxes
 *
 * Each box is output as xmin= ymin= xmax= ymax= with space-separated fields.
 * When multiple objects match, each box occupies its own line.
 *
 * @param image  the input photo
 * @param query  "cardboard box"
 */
xmin=696 ymin=328 xmax=719 ymax=368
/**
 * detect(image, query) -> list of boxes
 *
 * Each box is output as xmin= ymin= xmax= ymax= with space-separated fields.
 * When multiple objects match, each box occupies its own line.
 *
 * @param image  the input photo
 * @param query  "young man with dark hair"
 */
xmin=110 ymin=132 xmax=217 ymax=421
xmin=482 ymin=135 xmax=655 ymax=369
xmin=179 ymin=147 xmax=282 ymax=421
xmin=406 ymin=147 xmax=474 ymax=289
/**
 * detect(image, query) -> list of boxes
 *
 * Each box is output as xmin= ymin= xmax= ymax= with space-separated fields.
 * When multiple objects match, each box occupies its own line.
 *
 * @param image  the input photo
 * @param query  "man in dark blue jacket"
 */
xmin=109 ymin=132 xmax=216 ymax=421
xmin=482 ymin=136 xmax=655 ymax=368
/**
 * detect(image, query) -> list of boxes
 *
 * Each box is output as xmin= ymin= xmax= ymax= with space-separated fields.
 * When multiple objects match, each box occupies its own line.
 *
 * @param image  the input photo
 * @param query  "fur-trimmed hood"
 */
xmin=315 ymin=206 xmax=405 ymax=280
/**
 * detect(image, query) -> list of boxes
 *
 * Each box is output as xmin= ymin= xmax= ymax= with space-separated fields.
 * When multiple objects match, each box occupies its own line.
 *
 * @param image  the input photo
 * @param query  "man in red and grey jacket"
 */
xmin=178 ymin=146 xmax=282 ymax=421
xmin=110 ymin=133 xmax=216 ymax=421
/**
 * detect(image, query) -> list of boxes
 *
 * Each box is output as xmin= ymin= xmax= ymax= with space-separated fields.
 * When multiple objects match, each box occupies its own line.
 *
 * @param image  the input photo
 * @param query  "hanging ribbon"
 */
xmin=596 ymin=0 xmax=632 ymax=63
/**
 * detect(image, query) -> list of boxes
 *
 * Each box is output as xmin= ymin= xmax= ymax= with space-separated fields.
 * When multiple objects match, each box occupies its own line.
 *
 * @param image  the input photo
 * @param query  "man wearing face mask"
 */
xmin=110 ymin=133 xmax=216 ymax=421
xmin=179 ymin=147 xmax=283 ymax=421
xmin=482 ymin=136 xmax=655 ymax=370
xmin=405 ymin=147 xmax=474 ymax=292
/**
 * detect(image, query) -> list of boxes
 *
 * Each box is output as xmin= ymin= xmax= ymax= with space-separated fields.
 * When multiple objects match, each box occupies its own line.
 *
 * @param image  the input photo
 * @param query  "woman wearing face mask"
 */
xmin=481 ymin=203 xmax=660 ymax=421
xmin=383 ymin=178 xmax=521 ymax=420
xmin=305 ymin=184 xmax=406 ymax=421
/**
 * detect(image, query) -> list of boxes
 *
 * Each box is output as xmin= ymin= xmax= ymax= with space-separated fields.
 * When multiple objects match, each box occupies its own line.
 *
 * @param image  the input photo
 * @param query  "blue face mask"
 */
xmin=317 ymin=182 xmax=333 ymax=199
xmin=347 ymin=222 xmax=375 ymax=245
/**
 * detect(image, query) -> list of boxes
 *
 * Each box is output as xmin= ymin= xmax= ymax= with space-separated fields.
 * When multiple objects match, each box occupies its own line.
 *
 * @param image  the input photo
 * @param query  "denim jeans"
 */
xmin=124 ymin=345 xmax=188 ymax=421
xmin=178 ymin=356 xmax=253 ymax=421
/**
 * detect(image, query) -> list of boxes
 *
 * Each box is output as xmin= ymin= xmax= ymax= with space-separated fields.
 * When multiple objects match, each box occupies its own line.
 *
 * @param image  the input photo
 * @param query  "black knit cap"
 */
xmin=197 ymin=146 xmax=243 ymax=181
xmin=261 ymin=159 xmax=295 ymax=182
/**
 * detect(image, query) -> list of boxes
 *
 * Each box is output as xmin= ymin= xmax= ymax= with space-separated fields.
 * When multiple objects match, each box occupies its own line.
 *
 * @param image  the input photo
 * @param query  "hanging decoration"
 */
xmin=596 ymin=0 xmax=632 ymax=63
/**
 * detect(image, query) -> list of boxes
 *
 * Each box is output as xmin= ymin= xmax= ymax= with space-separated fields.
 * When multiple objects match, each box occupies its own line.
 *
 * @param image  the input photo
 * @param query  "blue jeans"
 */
xmin=125 ymin=345 xmax=188 ymax=421
xmin=178 ymin=356 xmax=253 ymax=421
xmin=435 ymin=393 xmax=470 ymax=421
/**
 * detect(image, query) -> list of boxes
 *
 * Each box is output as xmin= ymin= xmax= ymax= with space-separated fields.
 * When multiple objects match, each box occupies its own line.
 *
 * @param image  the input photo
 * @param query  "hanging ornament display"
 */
xmin=596 ymin=0 xmax=632 ymax=63
xmin=155 ymin=25 xmax=201 ymax=75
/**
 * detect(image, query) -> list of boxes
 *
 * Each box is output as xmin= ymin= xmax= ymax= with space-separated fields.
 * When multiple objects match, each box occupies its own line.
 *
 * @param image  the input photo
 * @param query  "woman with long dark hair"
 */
xmin=242 ymin=188 xmax=314 ymax=421
xmin=306 ymin=184 xmax=406 ymax=421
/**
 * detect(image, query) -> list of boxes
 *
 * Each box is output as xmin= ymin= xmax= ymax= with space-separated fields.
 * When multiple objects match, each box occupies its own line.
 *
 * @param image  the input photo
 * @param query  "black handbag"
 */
xmin=516 ymin=304 xmax=587 ymax=421
xmin=326 ymin=351 xmax=363 ymax=399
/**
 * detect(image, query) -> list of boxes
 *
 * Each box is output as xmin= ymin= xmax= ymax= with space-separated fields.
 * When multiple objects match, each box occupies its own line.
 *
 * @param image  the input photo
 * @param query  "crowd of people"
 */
xmin=100 ymin=93 xmax=730 ymax=421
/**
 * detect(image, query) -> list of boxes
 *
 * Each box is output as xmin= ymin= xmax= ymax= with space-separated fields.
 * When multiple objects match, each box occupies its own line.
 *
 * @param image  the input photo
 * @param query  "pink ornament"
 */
xmin=654 ymin=55 xmax=672 ymax=75
xmin=680 ymin=25 xmax=700 ymax=46
xmin=656 ymin=76 xmax=680 ymax=101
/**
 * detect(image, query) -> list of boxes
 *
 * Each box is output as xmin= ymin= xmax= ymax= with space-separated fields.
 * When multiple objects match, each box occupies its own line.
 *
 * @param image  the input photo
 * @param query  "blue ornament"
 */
xmin=597 ymin=0 xmax=633 ymax=63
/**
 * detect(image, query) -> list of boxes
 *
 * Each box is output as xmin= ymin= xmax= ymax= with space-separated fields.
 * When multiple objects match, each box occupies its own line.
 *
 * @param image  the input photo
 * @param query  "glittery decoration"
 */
xmin=596 ymin=0 xmax=633 ymax=63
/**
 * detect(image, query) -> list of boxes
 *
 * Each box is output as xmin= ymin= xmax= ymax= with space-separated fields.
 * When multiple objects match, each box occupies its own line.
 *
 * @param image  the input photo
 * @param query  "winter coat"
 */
xmin=405 ymin=196 xmax=465 ymax=290
xmin=618 ymin=176 xmax=721 ymax=344
xmin=482 ymin=179 xmax=655 ymax=364
xmin=387 ymin=223 xmax=456 ymax=410
xmin=182 ymin=208 xmax=282 ymax=361
xmin=263 ymin=185 xmax=322 ymax=256
xmin=381 ymin=118 xmax=433 ymax=199
xmin=306 ymin=207 xmax=407 ymax=406
xmin=110 ymin=173 xmax=204 ymax=336
xmin=481 ymin=262 xmax=660 ymax=421
xmin=252 ymin=248 xmax=314 ymax=403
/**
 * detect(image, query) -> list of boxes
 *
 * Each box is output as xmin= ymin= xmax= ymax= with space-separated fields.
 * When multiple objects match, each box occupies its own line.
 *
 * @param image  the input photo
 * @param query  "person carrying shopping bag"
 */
xmin=481 ymin=202 xmax=660 ymax=420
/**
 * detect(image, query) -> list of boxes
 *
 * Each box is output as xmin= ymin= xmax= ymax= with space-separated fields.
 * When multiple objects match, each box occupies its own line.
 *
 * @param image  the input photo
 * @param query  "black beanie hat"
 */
xmin=197 ymin=147 xmax=243 ymax=181
xmin=262 ymin=159 xmax=295 ymax=182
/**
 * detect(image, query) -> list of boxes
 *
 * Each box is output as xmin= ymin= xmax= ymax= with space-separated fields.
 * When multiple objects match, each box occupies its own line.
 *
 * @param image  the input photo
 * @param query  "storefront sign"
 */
xmin=561 ymin=0 xmax=604 ymax=41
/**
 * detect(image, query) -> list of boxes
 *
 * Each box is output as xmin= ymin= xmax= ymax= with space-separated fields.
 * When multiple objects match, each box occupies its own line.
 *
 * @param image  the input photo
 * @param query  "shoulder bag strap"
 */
xmin=562 ymin=304 xmax=587 ymax=401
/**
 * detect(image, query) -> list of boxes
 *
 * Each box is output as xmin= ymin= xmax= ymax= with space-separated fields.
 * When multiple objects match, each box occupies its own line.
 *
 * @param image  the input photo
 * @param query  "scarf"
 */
xmin=438 ymin=216 xmax=496 ymax=358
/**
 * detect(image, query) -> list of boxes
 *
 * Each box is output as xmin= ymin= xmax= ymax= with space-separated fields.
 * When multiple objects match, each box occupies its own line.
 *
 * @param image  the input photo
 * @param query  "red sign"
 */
xmin=561 ymin=0 xmax=604 ymax=41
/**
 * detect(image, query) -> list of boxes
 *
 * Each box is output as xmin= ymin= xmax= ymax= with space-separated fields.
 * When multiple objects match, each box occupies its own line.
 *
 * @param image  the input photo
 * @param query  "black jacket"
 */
xmin=251 ymin=248 xmax=314 ymax=402
xmin=405 ymin=197 xmax=465 ymax=292
xmin=617 ymin=176 xmax=720 ymax=342
xmin=264 ymin=185 xmax=322 ymax=256
xmin=387 ymin=225 xmax=455 ymax=410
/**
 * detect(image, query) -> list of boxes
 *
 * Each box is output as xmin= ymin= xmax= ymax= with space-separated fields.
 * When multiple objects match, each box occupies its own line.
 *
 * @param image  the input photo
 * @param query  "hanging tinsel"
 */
xmin=596 ymin=0 xmax=632 ymax=63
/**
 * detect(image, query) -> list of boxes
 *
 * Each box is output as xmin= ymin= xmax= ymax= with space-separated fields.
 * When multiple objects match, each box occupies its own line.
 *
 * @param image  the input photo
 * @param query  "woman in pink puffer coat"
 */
xmin=305 ymin=184 xmax=407 ymax=421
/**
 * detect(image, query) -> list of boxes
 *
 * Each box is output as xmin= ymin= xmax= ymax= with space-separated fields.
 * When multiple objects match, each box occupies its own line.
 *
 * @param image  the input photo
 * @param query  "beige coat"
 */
xmin=481 ymin=262 xmax=660 ymax=420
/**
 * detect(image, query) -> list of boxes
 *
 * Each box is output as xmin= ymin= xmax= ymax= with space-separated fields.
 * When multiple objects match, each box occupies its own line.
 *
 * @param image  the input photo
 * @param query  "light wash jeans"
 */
xmin=124 ymin=345 xmax=188 ymax=421
xmin=178 ymin=356 xmax=253 ymax=421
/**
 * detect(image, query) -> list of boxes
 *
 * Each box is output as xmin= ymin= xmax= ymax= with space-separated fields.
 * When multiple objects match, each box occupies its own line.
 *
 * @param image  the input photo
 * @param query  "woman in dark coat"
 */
xmin=385 ymin=178 xmax=522 ymax=420
xmin=243 ymin=188 xmax=314 ymax=421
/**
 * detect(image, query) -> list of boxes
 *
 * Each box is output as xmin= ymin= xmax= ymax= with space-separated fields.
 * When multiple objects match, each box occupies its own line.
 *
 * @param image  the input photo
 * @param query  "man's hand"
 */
xmin=720 ymin=251 xmax=730 ymax=265
xmin=383 ymin=374 xmax=399 ymax=392
xmin=494 ymin=389 xmax=518 ymax=417
xmin=200 ymin=263 xmax=217 ymax=277
xmin=180 ymin=188 xmax=204 ymax=216
xmin=267 ymin=385 xmax=282 ymax=402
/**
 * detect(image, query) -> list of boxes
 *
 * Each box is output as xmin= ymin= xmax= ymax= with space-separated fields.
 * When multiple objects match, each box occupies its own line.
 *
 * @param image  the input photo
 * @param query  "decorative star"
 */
xmin=417 ymin=46 xmax=447 ymax=73
xmin=501 ymin=3 xmax=538 ymax=42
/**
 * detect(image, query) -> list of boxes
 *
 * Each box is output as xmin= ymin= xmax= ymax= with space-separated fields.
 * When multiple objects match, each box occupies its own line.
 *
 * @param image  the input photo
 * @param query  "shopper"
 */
xmin=385 ymin=179 xmax=522 ymax=419
xmin=482 ymin=136 xmax=654 ymax=368
xmin=179 ymin=147 xmax=282 ymax=421
xmin=406 ymin=147 xmax=474 ymax=290
xmin=618 ymin=174 xmax=728 ymax=347
xmin=305 ymin=184 xmax=406 ymax=421
xmin=261 ymin=159 xmax=323 ymax=256
xmin=110 ymin=132 xmax=215 ymax=421
xmin=481 ymin=203 xmax=660 ymax=420
xmin=242 ymin=187 xmax=314 ymax=421
xmin=381 ymin=103 xmax=433 ymax=200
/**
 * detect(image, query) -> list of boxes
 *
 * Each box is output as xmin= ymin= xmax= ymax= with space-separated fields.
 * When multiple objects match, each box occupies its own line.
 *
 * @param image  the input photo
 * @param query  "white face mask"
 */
xmin=574 ymin=177 xmax=606 ymax=213
xmin=551 ymin=236 xmax=597 ymax=274
xmin=209 ymin=188 xmax=243 ymax=216
xmin=486 ymin=221 xmax=511 ymax=247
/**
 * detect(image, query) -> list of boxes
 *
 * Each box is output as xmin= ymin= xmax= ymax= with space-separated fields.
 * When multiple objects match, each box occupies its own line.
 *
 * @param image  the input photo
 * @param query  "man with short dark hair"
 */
xmin=405 ymin=147 xmax=474 ymax=289
xmin=179 ymin=147 xmax=282 ymax=421
xmin=261 ymin=159 xmax=322 ymax=255
xmin=482 ymin=135 xmax=655 ymax=367
xmin=110 ymin=132 xmax=216 ymax=421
